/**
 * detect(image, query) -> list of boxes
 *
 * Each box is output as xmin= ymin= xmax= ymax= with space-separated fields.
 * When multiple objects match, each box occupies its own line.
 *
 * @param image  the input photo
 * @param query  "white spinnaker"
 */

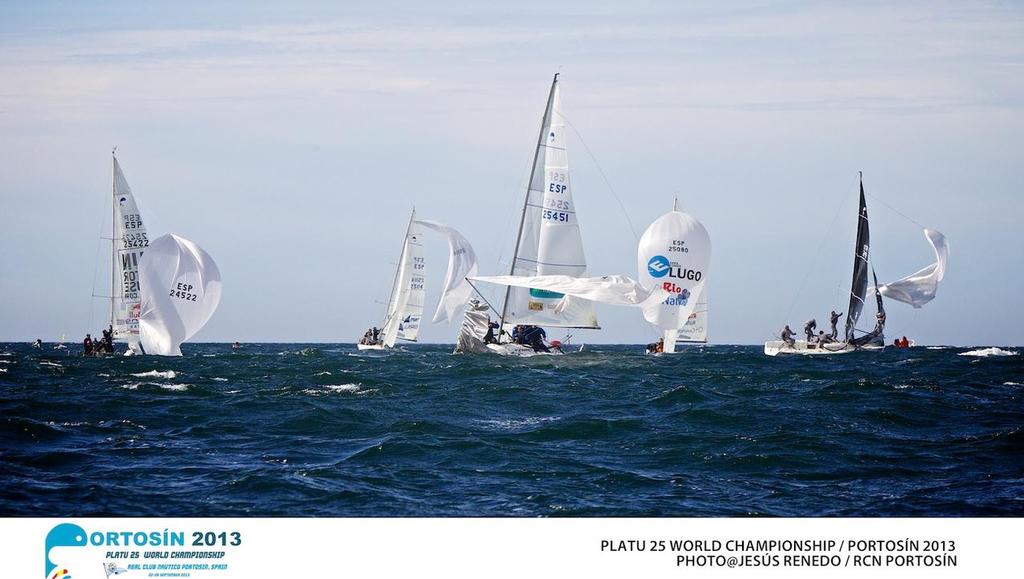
xmin=676 ymin=291 xmax=708 ymax=343
xmin=637 ymin=209 xmax=711 ymax=331
xmin=876 ymin=229 xmax=948 ymax=308
xmin=111 ymin=156 xmax=149 ymax=346
xmin=414 ymin=220 xmax=478 ymax=324
xmin=454 ymin=299 xmax=491 ymax=354
xmin=138 ymin=234 xmax=222 ymax=356
xmin=382 ymin=223 xmax=425 ymax=346
xmin=472 ymin=274 xmax=667 ymax=313
xmin=504 ymin=77 xmax=598 ymax=329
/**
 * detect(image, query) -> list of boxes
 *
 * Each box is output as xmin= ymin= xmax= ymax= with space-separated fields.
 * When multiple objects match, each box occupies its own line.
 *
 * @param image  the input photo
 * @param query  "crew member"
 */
xmin=804 ymin=319 xmax=817 ymax=341
xmin=829 ymin=310 xmax=843 ymax=339
xmin=781 ymin=325 xmax=796 ymax=347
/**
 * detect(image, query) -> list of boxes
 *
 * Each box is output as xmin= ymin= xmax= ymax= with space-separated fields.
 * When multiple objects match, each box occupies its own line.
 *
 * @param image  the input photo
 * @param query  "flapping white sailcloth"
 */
xmin=504 ymin=76 xmax=598 ymax=329
xmin=876 ymin=229 xmax=948 ymax=308
xmin=637 ymin=208 xmax=711 ymax=343
xmin=472 ymin=274 xmax=667 ymax=313
xmin=111 ymin=156 xmax=149 ymax=347
xmin=414 ymin=220 xmax=478 ymax=324
xmin=138 ymin=234 xmax=222 ymax=356
xmin=381 ymin=221 xmax=425 ymax=347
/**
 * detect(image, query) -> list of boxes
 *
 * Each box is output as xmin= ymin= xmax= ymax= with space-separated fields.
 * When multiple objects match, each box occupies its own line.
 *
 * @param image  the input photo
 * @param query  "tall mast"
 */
xmin=383 ymin=207 xmax=416 ymax=325
xmin=110 ymin=149 xmax=116 ymax=332
xmin=844 ymin=171 xmax=870 ymax=342
xmin=497 ymin=73 xmax=560 ymax=333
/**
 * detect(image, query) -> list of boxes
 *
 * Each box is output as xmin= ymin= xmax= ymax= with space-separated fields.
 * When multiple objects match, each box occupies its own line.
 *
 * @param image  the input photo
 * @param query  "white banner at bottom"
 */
xmin=5 ymin=517 xmax=1022 ymax=579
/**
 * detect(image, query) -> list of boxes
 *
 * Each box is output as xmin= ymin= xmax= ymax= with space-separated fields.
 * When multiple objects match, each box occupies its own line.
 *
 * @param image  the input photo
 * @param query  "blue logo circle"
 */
xmin=647 ymin=255 xmax=670 ymax=278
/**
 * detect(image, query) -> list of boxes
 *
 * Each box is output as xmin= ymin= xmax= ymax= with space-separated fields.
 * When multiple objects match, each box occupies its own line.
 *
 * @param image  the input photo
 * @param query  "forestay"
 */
xmin=414 ymin=220 xmax=478 ymax=324
xmin=876 ymin=229 xmax=948 ymax=308
xmin=139 ymin=234 xmax=222 ymax=356
xmin=503 ymin=75 xmax=598 ymax=329
xmin=111 ymin=156 xmax=149 ymax=347
xmin=381 ymin=220 xmax=425 ymax=347
xmin=636 ymin=208 xmax=711 ymax=331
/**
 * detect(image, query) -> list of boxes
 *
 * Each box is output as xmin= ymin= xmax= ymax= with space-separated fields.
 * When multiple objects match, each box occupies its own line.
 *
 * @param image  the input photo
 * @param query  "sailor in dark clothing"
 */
xmin=483 ymin=321 xmax=498 ymax=344
xmin=781 ymin=325 xmax=796 ymax=347
xmin=372 ymin=327 xmax=380 ymax=343
xmin=829 ymin=310 xmax=843 ymax=339
xmin=83 ymin=334 xmax=93 ymax=356
xmin=512 ymin=325 xmax=526 ymax=345
xmin=525 ymin=326 xmax=549 ymax=352
xmin=803 ymin=319 xmax=817 ymax=341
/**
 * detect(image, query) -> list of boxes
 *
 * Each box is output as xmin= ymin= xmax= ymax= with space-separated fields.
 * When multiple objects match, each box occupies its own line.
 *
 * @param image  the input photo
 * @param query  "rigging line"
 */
xmin=782 ymin=187 xmax=851 ymax=325
xmin=864 ymin=190 xmax=926 ymax=229
xmin=560 ymin=114 xmax=640 ymax=242
xmin=88 ymin=186 xmax=111 ymax=334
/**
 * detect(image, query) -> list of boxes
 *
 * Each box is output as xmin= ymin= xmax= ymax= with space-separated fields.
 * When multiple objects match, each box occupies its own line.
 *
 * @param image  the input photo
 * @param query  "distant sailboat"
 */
xmin=110 ymin=151 xmax=149 ymax=355
xmin=473 ymin=73 xmax=599 ymax=356
xmin=358 ymin=210 xmax=426 ymax=350
xmin=764 ymin=174 xmax=948 ymax=356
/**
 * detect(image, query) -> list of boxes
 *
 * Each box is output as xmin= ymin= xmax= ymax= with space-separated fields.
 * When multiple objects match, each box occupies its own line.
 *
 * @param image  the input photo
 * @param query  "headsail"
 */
xmin=636 ymin=206 xmax=711 ymax=332
xmin=676 ymin=290 xmax=708 ymax=344
xmin=876 ymin=229 xmax=948 ymax=308
xmin=138 ymin=234 xmax=222 ymax=356
xmin=844 ymin=176 xmax=871 ymax=343
xmin=381 ymin=214 xmax=425 ymax=347
xmin=471 ymin=274 xmax=667 ymax=311
xmin=454 ymin=299 xmax=491 ymax=354
xmin=414 ymin=220 xmax=478 ymax=324
xmin=500 ymin=74 xmax=598 ymax=329
xmin=111 ymin=154 xmax=149 ymax=347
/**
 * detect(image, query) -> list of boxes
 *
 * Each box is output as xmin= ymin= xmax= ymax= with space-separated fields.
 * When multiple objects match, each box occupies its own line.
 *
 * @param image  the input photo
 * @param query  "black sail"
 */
xmin=844 ymin=176 xmax=870 ymax=342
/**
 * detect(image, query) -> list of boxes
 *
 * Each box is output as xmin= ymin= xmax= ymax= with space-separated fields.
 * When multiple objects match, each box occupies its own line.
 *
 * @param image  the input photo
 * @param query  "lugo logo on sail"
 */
xmin=647 ymin=255 xmax=702 ymax=282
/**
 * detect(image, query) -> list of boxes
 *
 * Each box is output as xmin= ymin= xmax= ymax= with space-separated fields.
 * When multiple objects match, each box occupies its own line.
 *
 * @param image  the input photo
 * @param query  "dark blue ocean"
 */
xmin=1 ymin=343 xmax=1022 ymax=517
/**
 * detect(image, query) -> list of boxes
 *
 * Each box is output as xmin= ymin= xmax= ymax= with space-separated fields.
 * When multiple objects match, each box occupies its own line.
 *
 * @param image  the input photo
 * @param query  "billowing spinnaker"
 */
xmin=676 ymin=290 xmax=708 ymax=343
xmin=876 ymin=229 xmax=948 ymax=308
xmin=414 ymin=220 xmax=478 ymax=324
xmin=139 ymin=234 xmax=222 ymax=356
xmin=382 ymin=222 xmax=425 ymax=346
xmin=637 ymin=210 xmax=711 ymax=331
xmin=504 ymin=77 xmax=598 ymax=328
xmin=112 ymin=156 xmax=149 ymax=345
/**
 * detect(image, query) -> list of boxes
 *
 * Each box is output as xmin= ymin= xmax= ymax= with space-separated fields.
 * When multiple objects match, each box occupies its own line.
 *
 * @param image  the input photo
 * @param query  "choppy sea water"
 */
xmin=1 ymin=343 xmax=1022 ymax=517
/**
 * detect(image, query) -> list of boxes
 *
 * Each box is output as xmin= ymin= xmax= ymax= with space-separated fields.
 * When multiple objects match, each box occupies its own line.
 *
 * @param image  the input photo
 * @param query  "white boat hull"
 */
xmin=356 ymin=343 xmax=387 ymax=351
xmin=485 ymin=343 xmax=564 ymax=357
xmin=764 ymin=339 xmax=883 ymax=356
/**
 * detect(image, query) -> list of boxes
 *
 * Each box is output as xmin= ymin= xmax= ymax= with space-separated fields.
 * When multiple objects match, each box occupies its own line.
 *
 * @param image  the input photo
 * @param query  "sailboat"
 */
xmin=473 ymin=73 xmax=599 ymax=356
xmin=358 ymin=209 xmax=426 ymax=350
xmin=108 ymin=151 xmax=149 ymax=355
xmin=764 ymin=174 xmax=948 ymax=356
xmin=469 ymin=200 xmax=711 ymax=354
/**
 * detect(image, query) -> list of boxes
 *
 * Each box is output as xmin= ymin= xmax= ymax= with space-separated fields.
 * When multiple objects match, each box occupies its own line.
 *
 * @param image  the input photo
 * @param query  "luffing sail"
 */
xmin=636 ymin=206 xmax=711 ymax=333
xmin=876 ymin=229 xmax=948 ymax=308
xmin=500 ymin=74 xmax=598 ymax=329
xmin=414 ymin=220 xmax=478 ymax=324
xmin=111 ymin=154 xmax=149 ymax=348
xmin=381 ymin=216 xmax=426 ymax=347
xmin=138 ymin=234 xmax=222 ymax=356
xmin=454 ymin=299 xmax=491 ymax=354
xmin=471 ymin=274 xmax=667 ymax=312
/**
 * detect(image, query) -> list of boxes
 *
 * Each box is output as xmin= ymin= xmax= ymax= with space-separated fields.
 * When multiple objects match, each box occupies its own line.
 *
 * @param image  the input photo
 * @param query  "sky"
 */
xmin=0 ymin=0 xmax=1022 ymax=346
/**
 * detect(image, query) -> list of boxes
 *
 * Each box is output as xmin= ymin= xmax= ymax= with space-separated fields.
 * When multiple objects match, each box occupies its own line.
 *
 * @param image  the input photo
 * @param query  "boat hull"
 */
xmin=485 ymin=343 xmax=564 ymax=357
xmin=764 ymin=340 xmax=884 ymax=356
xmin=356 ymin=343 xmax=387 ymax=351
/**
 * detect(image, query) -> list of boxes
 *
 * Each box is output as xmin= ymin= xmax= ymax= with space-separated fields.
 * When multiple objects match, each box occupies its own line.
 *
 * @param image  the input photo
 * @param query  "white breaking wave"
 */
xmin=959 ymin=347 xmax=1018 ymax=357
xmin=926 ymin=346 xmax=948 ymax=350
xmin=131 ymin=370 xmax=178 ymax=379
xmin=1004 ymin=382 xmax=1021 ymax=386
xmin=212 ymin=377 xmax=228 ymax=382
xmin=324 ymin=384 xmax=361 ymax=392
xmin=159 ymin=383 xmax=190 ymax=391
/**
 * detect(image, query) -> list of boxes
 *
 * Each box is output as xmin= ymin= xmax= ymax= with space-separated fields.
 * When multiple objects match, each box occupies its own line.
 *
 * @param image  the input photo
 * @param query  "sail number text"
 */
xmin=169 ymin=283 xmax=199 ymax=302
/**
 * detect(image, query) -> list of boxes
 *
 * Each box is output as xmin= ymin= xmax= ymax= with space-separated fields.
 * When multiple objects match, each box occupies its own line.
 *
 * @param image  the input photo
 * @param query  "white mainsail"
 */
xmin=414 ymin=220 xmax=478 ymax=324
xmin=876 ymin=229 xmax=948 ymax=308
xmin=500 ymin=74 xmax=598 ymax=330
xmin=138 ymin=234 xmax=222 ymax=356
xmin=637 ymin=204 xmax=711 ymax=341
xmin=110 ymin=154 xmax=149 ymax=348
xmin=381 ymin=214 xmax=425 ymax=347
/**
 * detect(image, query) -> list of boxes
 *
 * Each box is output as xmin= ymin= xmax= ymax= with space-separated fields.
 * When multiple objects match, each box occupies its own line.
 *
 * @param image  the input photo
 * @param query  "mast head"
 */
xmin=672 ymin=197 xmax=679 ymax=212
xmin=553 ymin=72 xmax=560 ymax=82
